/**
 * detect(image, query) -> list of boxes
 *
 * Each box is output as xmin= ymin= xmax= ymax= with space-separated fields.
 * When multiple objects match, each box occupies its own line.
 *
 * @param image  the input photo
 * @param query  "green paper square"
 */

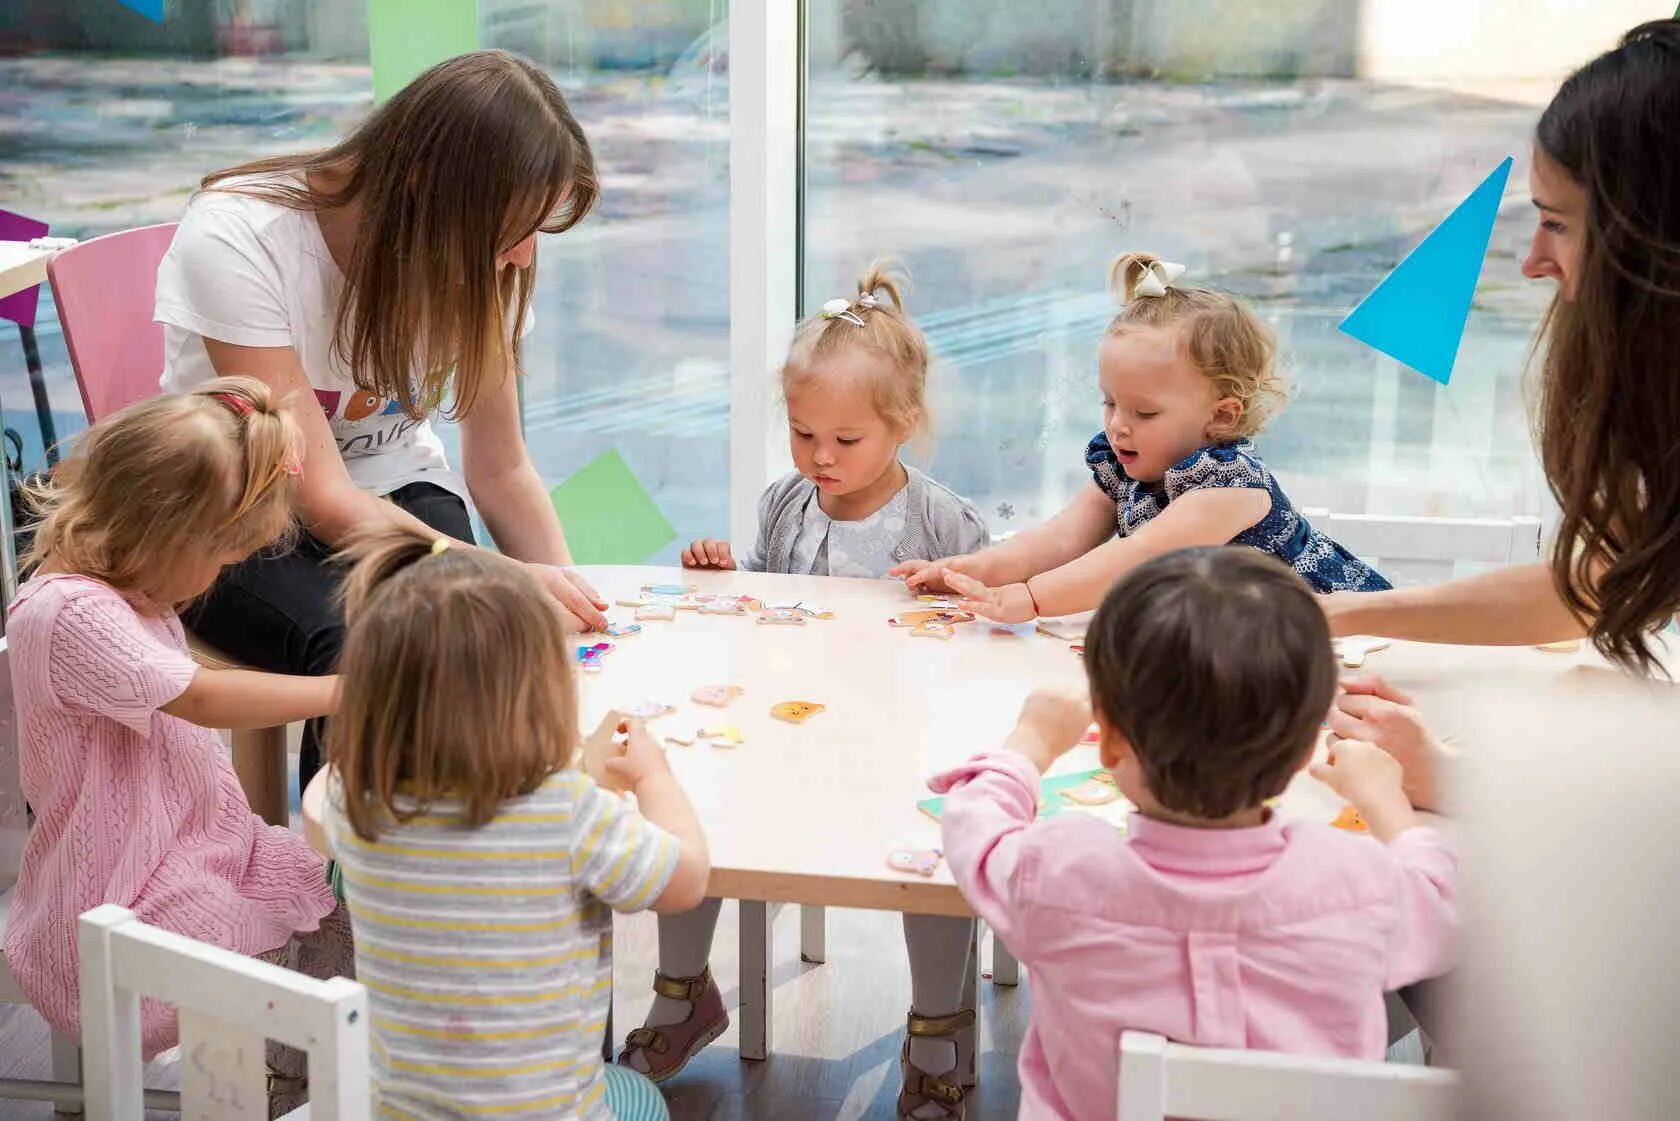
xmin=368 ymin=0 xmax=479 ymax=104
xmin=549 ymin=450 xmax=677 ymax=566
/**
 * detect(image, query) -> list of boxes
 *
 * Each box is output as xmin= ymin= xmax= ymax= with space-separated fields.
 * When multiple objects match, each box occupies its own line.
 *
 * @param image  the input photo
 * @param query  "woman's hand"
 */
xmin=1010 ymin=687 xmax=1094 ymax=772
xmin=944 ymin=571 xmax=1036 ymax=624
xmin=1328 ymin=673 xmax=1451 ymax=812
xmin=682 ymin=538 xmax=737 ymax=570
xmin=528 ymin=562 xmax=608 ymax=632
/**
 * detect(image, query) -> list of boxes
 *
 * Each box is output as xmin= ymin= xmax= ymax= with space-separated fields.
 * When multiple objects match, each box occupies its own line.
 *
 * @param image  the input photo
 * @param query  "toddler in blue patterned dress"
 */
xmin=897 ymin=251 xmax=1389 ymax=620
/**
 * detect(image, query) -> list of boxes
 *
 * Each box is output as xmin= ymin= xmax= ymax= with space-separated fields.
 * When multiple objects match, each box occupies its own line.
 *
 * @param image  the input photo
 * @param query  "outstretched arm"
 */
xmin=1323 ymin=562 xmax=1587 ymax=645
xmin=898 ymin=484 xmax=1115 ymax=592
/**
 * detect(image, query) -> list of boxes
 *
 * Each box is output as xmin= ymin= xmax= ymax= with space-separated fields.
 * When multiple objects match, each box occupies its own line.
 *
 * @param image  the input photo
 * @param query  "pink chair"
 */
xmin=45 ymin=224 xmax=292 ymax=828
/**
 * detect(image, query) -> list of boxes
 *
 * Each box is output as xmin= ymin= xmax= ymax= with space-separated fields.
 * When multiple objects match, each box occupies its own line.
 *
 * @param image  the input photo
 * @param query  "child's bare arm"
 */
xmin=161 ymin=667 xmax=338 ymax=730
xmin=1030 ymin=487 xmax=1269 ymax=615
xmin=898 ymin=485 xmax=1114 ymax=592
xmin=604 ymin=722 xmax=711 ymax=913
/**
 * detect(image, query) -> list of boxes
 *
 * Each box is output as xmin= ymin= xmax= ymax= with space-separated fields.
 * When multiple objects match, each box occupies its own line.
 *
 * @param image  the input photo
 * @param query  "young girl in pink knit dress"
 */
xmin=4 ymin=377 xmax=344 ymax=1075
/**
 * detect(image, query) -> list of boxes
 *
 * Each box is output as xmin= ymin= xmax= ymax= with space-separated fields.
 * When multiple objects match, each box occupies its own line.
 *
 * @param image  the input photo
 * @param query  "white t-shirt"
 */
xmin=155 ymin=181 xmax=465 ymax=499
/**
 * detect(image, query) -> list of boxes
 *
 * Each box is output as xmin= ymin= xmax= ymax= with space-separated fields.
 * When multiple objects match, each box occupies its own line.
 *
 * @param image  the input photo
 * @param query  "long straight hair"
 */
xmin=1534 ymin=19 xmax=1680 ymax=673
xmin=202 ymin=50 xmax=598 ymax=420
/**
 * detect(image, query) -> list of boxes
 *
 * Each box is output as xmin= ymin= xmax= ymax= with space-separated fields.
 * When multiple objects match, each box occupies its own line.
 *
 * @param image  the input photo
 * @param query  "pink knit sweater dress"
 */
xmin=4 ymin=574 xmax=336 ymax=1057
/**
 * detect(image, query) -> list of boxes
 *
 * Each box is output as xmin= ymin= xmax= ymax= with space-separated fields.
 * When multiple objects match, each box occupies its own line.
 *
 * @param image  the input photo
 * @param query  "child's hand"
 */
xmin=682 ymin=538 xmax=737 ymax=570
xmin=1329 ymin=674 xmax=1449 ymax=812
xmin=1308 ymin=739 xmax=1418 ymax=842
xmin=579 ymin=712 xmax=628 ymax=791
xmin=945 ymin=571 xmax=1036 ymax=624
xmin=1011 ymin=687 xmax=1093 ymax=772
xmin=893 ymin=554 xmax=987 ymax=593
xmin=603 ymin=719 xmax=673 ymax=792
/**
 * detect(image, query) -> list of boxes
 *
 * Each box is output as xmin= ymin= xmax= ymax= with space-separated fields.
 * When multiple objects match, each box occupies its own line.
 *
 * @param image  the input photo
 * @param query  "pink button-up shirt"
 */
xmin=934 ymin=751 xmax=1457 ymax=1120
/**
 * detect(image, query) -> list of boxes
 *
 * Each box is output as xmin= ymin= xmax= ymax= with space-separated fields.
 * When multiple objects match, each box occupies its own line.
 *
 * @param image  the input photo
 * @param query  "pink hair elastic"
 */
xmin=211 ymin=391 xmax=255 ymax=417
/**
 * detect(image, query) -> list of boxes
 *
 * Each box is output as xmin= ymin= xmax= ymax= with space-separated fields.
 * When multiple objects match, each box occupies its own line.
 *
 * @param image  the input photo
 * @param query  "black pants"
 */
xmin=182 ymin=482 xmax=475 ymax=795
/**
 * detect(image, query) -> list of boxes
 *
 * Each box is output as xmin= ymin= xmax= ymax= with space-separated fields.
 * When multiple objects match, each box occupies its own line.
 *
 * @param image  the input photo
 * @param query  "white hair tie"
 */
xmin=1132 ymin=260 xmax=1187 ymax=299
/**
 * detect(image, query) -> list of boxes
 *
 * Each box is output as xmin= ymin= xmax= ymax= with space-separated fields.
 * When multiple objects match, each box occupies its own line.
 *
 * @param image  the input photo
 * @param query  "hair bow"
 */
xmin=820 ymin=294 xmax=877 ymax=328
xmin=1133 ymin=260 xmax=1187 ymax=299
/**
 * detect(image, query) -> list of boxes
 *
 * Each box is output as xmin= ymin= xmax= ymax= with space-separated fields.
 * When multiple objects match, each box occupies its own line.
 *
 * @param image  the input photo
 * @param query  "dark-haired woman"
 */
xmin=1327 ymin=20 xmax=1680 ymax=690
xmin=155 ymin=50 xmax=608 ymax=794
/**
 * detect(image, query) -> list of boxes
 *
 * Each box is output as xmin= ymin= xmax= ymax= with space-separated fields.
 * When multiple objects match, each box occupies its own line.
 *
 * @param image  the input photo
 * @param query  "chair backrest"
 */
xmin=79 ymin=904 xmax=369 ymax=1120
xmin=1118 ymin=1031 xmax=1458 ymax=1121
xmin=1304 ymin=509 xmax=1544 ymax=588
xmin=45 ymin=223 xmax=178 ymax=423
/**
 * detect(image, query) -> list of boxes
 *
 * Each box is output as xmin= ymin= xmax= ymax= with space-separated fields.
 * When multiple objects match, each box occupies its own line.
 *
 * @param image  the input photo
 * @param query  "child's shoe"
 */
xmin=617 ymin=966 xmax=729 ymax=1083
xmin=898 ymin=1007 xmax=975 ymax=1119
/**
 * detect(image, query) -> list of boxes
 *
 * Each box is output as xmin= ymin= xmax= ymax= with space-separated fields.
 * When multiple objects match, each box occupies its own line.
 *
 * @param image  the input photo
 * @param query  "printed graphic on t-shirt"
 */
xmin=314 ymin=388 xmax=425 ymax=460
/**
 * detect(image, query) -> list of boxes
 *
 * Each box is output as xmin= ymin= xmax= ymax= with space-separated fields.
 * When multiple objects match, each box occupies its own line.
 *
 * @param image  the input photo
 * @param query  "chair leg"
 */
xmin=799 ymin=905 xmax=826 ymax=964
xmin=232 ymin=725 xmax=289 ymax=826
xmin=989 ymin=925 xmax=1021 ymax=987
xmin=50 ymin=1033 xmax=82 ymax=1118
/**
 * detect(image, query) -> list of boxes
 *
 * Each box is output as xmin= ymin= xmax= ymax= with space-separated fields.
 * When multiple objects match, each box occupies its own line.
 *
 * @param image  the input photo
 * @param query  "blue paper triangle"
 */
xmin=115 ymin=0 xmax=165 ymax=21
xmin=1339 ymin=156 xmax=1512 ymax=385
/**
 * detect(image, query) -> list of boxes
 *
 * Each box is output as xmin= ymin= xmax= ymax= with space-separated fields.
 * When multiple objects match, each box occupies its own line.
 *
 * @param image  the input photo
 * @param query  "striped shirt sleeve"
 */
xmin=568 ymin=774 xmax=681 ymax=913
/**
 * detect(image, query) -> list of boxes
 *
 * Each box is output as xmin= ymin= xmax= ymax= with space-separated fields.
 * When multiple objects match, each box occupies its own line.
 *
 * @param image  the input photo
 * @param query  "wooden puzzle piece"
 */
xmin=762 ymin=601 xmax=833 ymax=620
xmin=1330 ymin=804 xmax=1369 ymax=832
xmin=635 ymin=604 xmax=676 ymax=622
xmin=642 ymin=584 xmax=697 ymax=598
xmin=886 ymin=848 xmax=943 ymax=877
xmin=664 ymin=731 xmax=696 ymax=747
xmin=1335 ymin=636 xmax=1390 ymax=669
xmin=691 ymin=684 xmax=744 ymax=708
xmin=576 ymin=642 xmax=613 ymax=672
xmin=697 ymin=724 xmax=745 ymax=747
xmin=757 ymin=608 xmax=807 ymax=626
xmin=621 ymin=700 xmax=675 ymax=721
xmin=770 ymin=700 xmax=825 ymax=724
xmin=605 ymin=622 xmax=642 ymax=638
xmin=889 ymin=609 xmax=975 ymax=627
xmin=1060 ymin=774 xmax=1119 ymax=806
xmin=910 ymin=620 xmax=954 ymax=639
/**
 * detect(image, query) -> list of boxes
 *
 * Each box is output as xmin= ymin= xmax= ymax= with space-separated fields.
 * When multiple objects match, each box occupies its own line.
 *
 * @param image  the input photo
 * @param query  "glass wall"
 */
xmin=800 ymin=0 xmax=1618 ymax=543
xmin=0 ymin=0 xmax=728 ymax=558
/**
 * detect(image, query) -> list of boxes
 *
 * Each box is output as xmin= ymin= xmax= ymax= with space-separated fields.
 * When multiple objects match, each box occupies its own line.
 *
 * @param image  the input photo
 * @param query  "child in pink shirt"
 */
xmin=4 ymin=378 xmax=344 ymax=1097
xmin=932 ymin=546 xmax=1457 ymax=1121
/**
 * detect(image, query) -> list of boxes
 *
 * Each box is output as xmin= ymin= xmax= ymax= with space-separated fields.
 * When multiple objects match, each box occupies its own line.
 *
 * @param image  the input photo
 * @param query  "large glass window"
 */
xmin=0 ymin=0 xmax=728 ymax=560
xmin=800 ymin=0 xmax=1613 ymax=537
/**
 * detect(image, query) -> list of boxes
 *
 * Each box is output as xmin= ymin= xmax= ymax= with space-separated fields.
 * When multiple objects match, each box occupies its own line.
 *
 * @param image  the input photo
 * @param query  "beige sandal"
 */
xmin=898 ymin=1008 xmax=976 ymax=1120
xmin=617 ymin=966 xmax=729 ymax=1084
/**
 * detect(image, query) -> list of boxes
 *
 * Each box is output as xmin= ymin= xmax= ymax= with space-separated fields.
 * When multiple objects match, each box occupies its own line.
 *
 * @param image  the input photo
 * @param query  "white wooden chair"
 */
xmin=1304 ymin=509 xmax=1543 ymax=588
xmin=1117 ymin=1030 xmax=1459 ymax=1121
xmin=78 ymin=904 xmax=368 ymax=1120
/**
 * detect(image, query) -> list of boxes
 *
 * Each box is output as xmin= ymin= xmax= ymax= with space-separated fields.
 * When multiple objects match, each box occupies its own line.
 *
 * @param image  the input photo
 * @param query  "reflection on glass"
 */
xmin=802 ymin=0 xmax=1580 ymax=542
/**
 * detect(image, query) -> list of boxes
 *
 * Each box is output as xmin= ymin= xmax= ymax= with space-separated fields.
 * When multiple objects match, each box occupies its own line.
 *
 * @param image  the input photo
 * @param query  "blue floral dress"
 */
xmin=1084 ymin=434 xmax=1390 ymax=593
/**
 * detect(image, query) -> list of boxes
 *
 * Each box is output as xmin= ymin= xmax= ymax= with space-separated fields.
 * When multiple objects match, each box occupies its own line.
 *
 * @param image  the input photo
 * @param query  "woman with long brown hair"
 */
xmin=154 ymin=49 xmax=608 ymax=795
xmin=1323 ymin=19 xmax=1680 ymax=802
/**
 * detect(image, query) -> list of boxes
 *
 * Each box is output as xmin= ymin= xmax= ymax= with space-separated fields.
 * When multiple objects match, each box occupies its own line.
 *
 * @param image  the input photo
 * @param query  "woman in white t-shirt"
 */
xmin=155 ymin=50 xmax=608 ymax=794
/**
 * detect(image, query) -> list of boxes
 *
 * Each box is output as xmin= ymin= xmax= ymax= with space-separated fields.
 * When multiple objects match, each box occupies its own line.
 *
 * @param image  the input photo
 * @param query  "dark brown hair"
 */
xmin=328 ymin=526 xmax=579 ymax=841
xmin=1107 ymin=251 xmax=1285 ymax=439
xmin=25 ymin=376 xmax=299 ymax=606
xmin=784 ymin=260 xmax=931 ymax=434
xmin=1083 ymin=547 xmax=1337 ymax=819
xmin=202 ymin=49 xmax=597 ymax=421
xmin=1534 ymin=20 xmax=1680 ymax=674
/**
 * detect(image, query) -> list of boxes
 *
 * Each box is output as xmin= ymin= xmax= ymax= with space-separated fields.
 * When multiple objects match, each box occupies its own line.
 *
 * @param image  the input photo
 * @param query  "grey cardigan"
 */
xmin=740 ymin=466 xmax=991 ymax=575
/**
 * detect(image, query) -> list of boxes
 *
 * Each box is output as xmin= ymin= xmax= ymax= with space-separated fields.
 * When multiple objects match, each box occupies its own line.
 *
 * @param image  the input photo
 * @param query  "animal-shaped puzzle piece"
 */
xmin=887 ymin=848 xmax=943 ymax=877
xmin=757 ymin=608 xmax=807 ymax=626
xmin=1330 ymin=804 xmax=1369 ymax=833
xmin=762 ymin=601 xmax=833 ymax=620
xmin=605 ymin=622 xmax=642 ymax=638
xmin=635 ymin=604 xmax=677 ymax=622
xmin=697 ymin=724 xmax=746 ymax=747
xmin=911 ymin=620 xmax=954 ymax=639
xmin=577 ymin=642 xmax=613 ymax=672
xmin=770 ymin=700 xmax=824 ymax=724
xmin=889 ymin=609 xmax=975 ymax=627
xmin=620 ymin=700 xmax=675 ymax=721
xmin=691 ymin=684 xmax=745 ymax=708
xmin=1060 ymin=773 xmax=1119 ymax=806
xmin=697 ymin=599 xmax=747 ymax=616
xmin=1335 ymin=636 xmax=1390 ymax=669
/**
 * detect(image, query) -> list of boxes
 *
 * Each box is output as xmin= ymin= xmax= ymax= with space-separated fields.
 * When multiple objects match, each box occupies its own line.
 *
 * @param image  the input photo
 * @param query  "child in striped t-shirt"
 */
xmin=322 ymin=527 xmax=710 ymax=1121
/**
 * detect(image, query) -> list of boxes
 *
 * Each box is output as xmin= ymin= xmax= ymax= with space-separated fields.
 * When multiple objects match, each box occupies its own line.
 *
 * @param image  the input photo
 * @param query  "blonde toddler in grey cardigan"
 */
xmin=629 ymin=264 xmax=993 ymax=1115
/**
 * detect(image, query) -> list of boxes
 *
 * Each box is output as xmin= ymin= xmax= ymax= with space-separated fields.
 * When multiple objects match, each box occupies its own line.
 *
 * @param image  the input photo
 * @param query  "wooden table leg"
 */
xmin=232 ymin=725 xmax=288 ymax=827
xmin=799 ymin=905 xmax=826 ymax=964
xmin=738 ymin=900 xmax=774 ymax=1061
xmin=988 ymin=923 xmax=1021 ymax=987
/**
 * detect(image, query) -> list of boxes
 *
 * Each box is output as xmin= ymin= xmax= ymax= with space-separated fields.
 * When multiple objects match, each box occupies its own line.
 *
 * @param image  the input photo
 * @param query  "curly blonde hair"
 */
xmin=782 ymin=259 xmax=930 ymax=435
xmin=24 ymin=376 xmax=300 ymax=605
xmin=1107 ymin=252 xmax=1286 ymax=439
